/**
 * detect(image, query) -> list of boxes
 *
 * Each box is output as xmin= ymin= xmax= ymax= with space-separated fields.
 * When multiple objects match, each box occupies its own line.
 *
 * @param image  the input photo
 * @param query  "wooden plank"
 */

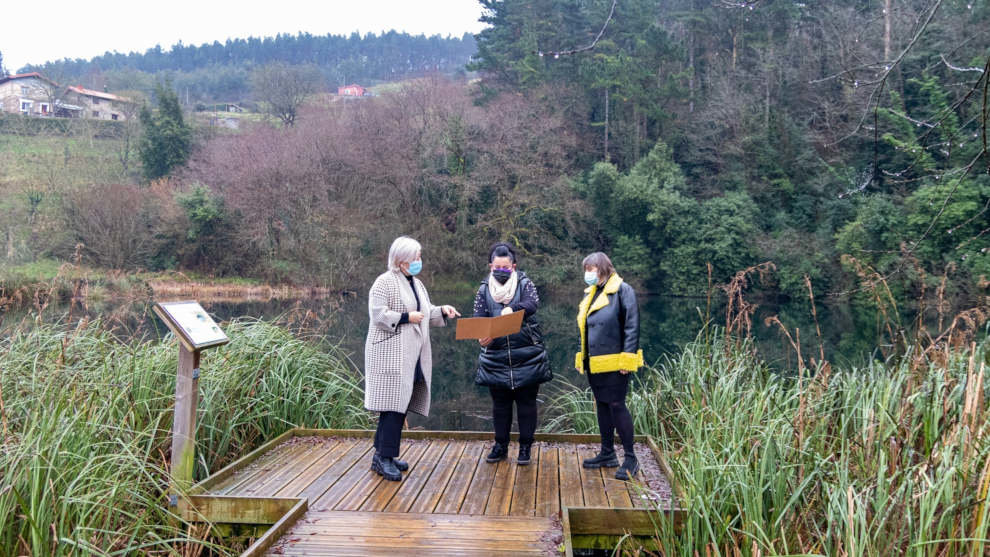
xmin=565 ymin=506 xmax=665 ymax=535
xmin=340 ymin=441 xmax=429 ymax=511
xmin=577 ymin=447 xmax=609 ymax=507
xmin=361 ymin=439 xmax=450 ymax=512
xmin=218 ymin=443 xmax=311 ymax=496
xmin=626 ymin=479 xmax=653 ymax=509
xmin=509 ymin=443 xmax=539 ymax=516
xmin=208 ymin=439 xmax=291 ymax=494
xmin=311 ymin=445 xmax=376 ymax=510
xmin=291 ymin=510 xmax=553 ymax=530
xmin=602 ymin=474 xmax=634 ymax=508
xmin=292 ymin=428 xmax=653 ymax=444
xmin=648 ymin=435 xmax=683 ymax=507
xmin=407 ymin=440 xmax=466 ymax=513
xmin=242 ymin=443 xmax=326 ymax=497
xmin=273 ymin=441 xmax=342 ymax=497
xmin=195 ymin=427 xmax=297 ymax=494
xmin=557 ymin=445 xmax=584 ymax=509
xmin=267 ymin=536 xmax=543 ymax=551
xmin=274 ymin=549 xmax=540 ymax=557
xmin=433 ymin=442 xmax=484 ymax=514
xmin=240 ymin=497 xmax=307 ymax=557
xmin=178 ymin=495 xmax=301 ymax=524
xmin=484 ymin=450 xmax=518 ymax=516
xmin=297 ymin=440 xmax=366 ymax=503
xmin=459 ymin=444 xmax=499 ymax=515
xmin=535 ymin=444 xmax=560 ymax=517
xmin=365 ymin=439 xmax=444 ymax=512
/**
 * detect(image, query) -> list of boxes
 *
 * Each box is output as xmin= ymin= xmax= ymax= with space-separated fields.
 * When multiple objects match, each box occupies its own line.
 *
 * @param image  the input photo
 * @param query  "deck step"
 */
xmin=266 ymin=510 xmax=558 ymax=556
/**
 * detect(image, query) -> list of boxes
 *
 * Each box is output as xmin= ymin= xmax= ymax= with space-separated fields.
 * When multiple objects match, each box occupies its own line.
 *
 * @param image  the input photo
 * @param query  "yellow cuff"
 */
xmin=588 ymin=350 xmax=644 ymax=373
xmin=574 ymin=352 xmax=585 ymax=374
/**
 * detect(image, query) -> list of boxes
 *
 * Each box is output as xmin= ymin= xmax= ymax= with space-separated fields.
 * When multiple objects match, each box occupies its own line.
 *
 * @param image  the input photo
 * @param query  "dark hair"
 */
xmin=488 ymin=242 xmax=517 ymax=263
xmin=582 ymin=252 xmax=615 ymax=282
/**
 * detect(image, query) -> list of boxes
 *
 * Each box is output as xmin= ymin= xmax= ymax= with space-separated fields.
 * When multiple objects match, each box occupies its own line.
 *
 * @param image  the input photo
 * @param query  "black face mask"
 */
xmin=492 ymin=269 xmax=512 ymax=284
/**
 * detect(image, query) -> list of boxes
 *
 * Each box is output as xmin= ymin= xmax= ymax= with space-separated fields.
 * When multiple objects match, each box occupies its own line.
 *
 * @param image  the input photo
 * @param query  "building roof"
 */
xmin=67 ymin=85 xmax=133 ymax=103
xmin=0 ymin=72 xmax=58 ymax=87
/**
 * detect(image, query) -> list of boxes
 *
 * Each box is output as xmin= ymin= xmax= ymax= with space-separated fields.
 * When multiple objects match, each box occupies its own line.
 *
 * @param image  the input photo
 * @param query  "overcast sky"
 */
xmin=2 ymin=0 xmax=487 ymax=73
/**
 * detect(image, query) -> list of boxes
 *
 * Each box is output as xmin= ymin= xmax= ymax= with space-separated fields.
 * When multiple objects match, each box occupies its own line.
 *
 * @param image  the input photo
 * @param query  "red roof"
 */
xmin=0 ymin=72 xmax=57 ymax=86
xmin=67 ymin=85 xmax=132 ymax=103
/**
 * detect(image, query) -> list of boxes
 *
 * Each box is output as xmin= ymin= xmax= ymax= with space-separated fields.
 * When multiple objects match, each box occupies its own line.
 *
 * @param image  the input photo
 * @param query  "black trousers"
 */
xmin=489 ymin=383 xmax=540 ymax=446
xmin=374 ymin=411 xmax=406 ymax=458
xmin=373 ymin=360 xmax=424 ymax=458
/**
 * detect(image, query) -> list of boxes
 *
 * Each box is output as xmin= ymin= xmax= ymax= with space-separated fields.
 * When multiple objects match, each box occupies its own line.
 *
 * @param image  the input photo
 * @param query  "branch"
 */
xmin=537 ymin=0 xmax=617 ymax=59
xmin=941 ymin=54 xmax=986 ymax=74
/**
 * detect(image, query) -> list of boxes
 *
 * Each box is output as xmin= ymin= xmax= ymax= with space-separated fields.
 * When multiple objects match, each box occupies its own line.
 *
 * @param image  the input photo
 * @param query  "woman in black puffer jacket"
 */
xmin=474 ymin=243 xmax=552 ymax=466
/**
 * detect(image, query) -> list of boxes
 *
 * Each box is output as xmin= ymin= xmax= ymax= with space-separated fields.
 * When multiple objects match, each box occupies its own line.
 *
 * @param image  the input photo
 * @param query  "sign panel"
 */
xmin=154 ymin=301 xmax=229 ymax=351
xmin=455 ymin=311 xmax=524 ymax=340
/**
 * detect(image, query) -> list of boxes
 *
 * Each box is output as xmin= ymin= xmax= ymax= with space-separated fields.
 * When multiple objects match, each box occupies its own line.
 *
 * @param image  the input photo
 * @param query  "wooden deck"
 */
xmin=180 ymin=429 xmax=675 ymax=556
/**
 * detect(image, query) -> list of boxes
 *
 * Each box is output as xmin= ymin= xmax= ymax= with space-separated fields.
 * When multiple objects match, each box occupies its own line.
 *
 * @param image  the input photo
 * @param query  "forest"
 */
xmin=15 ymin=30 xmax=477 ymax=102
xmin=2 ymin=0 xmax=989 ymax=307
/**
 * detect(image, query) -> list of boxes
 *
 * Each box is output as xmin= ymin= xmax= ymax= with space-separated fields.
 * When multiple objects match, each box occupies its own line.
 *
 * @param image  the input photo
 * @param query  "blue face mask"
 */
xmin=407 ymin=260 xmax=422 ymax=276
xmin=584 ymin=271 xmax=599 ymax=286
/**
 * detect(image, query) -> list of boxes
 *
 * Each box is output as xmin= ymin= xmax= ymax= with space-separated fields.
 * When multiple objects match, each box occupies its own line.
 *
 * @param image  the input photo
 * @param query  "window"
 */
xmin=20 ymin=100 xmax=32 ymax=113
xmin=92 ymin=97 xmax=100 ymax=105
xmin=40 ymin=103 xmax=49 ymax=114
xmin=20 ymin=86 xmax=29 ymax=95
xmin=92 ymin=110 xmax=99 ymax=118
xmin=111 ymin=113 xmax=118 ymax=121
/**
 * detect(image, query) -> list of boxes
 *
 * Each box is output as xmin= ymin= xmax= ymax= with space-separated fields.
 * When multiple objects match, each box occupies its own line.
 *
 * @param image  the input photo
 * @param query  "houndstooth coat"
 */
xmin=364 ymin=270 xmax=446 ymax=416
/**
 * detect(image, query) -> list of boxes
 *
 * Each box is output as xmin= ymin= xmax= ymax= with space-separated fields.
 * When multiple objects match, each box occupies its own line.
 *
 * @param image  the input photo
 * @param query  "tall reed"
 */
xmin=546 ymin=330 xmax=990 ymax=555
xmin=0 ymin=317 xmax=370 ymax=555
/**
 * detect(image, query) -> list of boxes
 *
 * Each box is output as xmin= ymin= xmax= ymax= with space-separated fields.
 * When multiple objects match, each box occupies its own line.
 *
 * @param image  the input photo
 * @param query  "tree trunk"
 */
xmin=884 ymin=0 xmax=892 ymax=61
xmin=688 ymin=32 xmax=695 ymax=114
xmin=604 ymin=88 xmax=610 ymax=163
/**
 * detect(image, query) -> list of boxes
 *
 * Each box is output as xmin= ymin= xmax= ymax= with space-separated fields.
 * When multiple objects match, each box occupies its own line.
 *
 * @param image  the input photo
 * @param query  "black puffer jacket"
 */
xmin=575 ymin=273 xmax=643 ymax=374
xmin=473 ymin=271 xmax=552 ymax=390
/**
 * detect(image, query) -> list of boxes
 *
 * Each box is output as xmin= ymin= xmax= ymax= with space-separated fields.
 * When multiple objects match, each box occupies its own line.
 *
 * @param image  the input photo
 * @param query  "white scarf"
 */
xmin=489 ymin=270 xmax=518 ymax=305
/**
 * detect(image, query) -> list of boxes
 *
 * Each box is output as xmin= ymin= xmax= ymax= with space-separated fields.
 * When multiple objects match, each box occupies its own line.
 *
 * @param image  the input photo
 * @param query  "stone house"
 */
xmin=0 ymin=72 xmax=68 ymax=116
xmin=65 ymin=85 xmax=134 ymax=121
xmin=0 ymin=72 xmax=134 ymax=120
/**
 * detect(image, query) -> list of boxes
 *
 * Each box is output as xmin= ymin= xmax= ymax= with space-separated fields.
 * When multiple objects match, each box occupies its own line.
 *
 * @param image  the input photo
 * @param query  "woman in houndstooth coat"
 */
xmin=365 ymin=236 xmax=460 ymax=481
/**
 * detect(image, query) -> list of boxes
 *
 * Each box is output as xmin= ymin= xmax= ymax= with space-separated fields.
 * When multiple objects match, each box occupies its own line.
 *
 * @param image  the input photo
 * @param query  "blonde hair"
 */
xmin=387 ymin=236 xmax=421 ymax=272
xmin=582 ymin=252 xmax=615 ymax=283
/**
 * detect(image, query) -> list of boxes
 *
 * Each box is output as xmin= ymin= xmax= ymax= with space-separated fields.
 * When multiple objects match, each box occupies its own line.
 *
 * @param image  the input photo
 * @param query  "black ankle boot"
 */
xmin=615 ymin=454 xmax=640 ymax=481
xmin=517 ymin=443 xmax=532 ymax=465
xmin=375 ymin=451 xmax=408 ymax=472
xmin=372 ymin=454 xmax=402 ymax=481
xmin=486 ymin=443 xmax=508 ymax=463
xmin=583 ymin=448 xmax=619 ymax=469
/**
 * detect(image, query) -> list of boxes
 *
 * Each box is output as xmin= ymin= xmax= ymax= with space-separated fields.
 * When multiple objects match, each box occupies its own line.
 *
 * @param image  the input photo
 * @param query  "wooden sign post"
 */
xmin=153 ymin=301 xmax=229 ymax=510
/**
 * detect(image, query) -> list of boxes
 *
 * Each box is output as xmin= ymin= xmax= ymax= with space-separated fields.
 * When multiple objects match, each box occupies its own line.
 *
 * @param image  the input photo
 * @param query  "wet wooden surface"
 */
xmin=204 ymin=436 xmax=663 ymax=555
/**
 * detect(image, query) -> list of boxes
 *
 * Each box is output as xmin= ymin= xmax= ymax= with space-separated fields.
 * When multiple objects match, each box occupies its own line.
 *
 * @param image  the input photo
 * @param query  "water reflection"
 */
xmin=0 ymin=290 xmax=959 ymax=430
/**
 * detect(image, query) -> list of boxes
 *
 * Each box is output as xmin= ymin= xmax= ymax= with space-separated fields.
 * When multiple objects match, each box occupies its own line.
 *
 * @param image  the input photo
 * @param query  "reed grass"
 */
xmin=545 ymin=330 xmax=990 ymax=555
xmin=0 ymin=317 xmax=370 ymax=555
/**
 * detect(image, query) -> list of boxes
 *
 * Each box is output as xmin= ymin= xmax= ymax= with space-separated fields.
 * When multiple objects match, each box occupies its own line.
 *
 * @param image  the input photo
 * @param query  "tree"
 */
xmin=0 ymin=49 xmax=6 ymax=75
xmin=250 ymin=63 xmax=323 ymax=126
xmin=139 ymin=82 xmax=192 ymax=180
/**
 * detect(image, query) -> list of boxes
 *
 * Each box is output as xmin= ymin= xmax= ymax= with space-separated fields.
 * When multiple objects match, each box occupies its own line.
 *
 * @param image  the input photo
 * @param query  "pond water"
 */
xmin=0 ymin=285 xmax=960 ymax=431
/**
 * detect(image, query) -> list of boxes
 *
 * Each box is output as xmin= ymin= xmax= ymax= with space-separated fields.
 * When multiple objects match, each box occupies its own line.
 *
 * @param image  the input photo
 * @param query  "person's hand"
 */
xmin=619 ymin=369 xmax=630 ymax=375
xmin=408 ymin=311 xmax=425 ymax=324
xmin=442 ymin=305 xmax=461 ymax=318
xmin=500 ymin=306 xmax=514 ymax=316
xmin=479 ymin=337 xmax=493 ymax=347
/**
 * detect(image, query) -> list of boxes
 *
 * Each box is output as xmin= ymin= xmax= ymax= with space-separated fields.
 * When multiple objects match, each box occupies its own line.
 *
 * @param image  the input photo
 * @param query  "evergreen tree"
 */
xmin=139 ymin=82 xmax=192 ymax=180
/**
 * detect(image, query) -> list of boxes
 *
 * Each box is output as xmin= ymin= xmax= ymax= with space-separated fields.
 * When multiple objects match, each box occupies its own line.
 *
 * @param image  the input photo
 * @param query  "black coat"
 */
xmin=576 ymin=274 xmax=643 ymax=374
xmin=473 ymin=272 xmax=552 ymax=390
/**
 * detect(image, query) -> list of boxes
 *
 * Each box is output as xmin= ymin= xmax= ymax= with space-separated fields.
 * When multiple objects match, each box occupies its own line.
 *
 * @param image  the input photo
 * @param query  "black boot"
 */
xmin=615 ymin=454 xmax=640 ymax=481
xmin=375 ymin=451 xmax=408 ymax=472
xmin=486 ymin=443 xmax=508 ymax=463
xmin=583 ymin=447 xmax=619 ymax=469
xmin=371 ymin=453 xmax=402 ymax=481
xmin=517 ymin=443 xmax=532 ymax=466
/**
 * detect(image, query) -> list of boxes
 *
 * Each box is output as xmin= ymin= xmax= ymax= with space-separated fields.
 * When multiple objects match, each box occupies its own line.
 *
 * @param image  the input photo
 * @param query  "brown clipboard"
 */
xmin=455 ymin=311 xmax=525 ymax=340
